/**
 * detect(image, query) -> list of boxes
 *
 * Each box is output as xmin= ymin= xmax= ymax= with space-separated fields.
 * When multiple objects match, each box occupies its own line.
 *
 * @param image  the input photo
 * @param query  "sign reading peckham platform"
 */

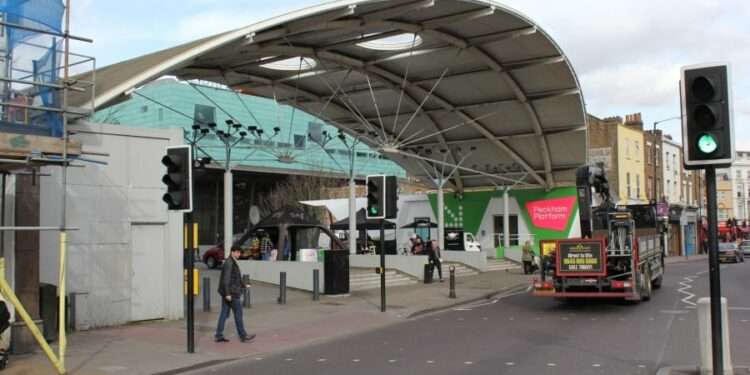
xmin=556 ymin=239 xmax=606 ymax=276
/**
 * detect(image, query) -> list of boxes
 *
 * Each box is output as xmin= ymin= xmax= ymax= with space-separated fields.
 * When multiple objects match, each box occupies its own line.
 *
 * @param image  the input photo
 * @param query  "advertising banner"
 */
xmin=556 ymin=239 xmax=606 ymax=276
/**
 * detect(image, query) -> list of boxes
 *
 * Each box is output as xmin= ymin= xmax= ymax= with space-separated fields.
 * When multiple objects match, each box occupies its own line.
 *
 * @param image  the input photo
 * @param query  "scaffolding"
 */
xmin=0 ymin=1 xmax=94 ymax=374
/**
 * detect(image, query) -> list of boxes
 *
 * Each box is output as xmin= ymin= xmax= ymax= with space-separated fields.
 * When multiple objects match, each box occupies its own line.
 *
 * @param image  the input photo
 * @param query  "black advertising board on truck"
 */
xmin=555 ymin=239 xmax=606 ymax=276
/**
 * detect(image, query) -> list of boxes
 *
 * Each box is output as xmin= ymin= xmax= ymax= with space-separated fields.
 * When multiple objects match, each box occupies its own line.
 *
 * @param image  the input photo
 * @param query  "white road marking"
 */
xmin=741 ymin=320 xmax=748 ymax=323
xmin=678 ymin=276 xmax=697 ymax=307
xmin=464 ymin=361 xmax=473 ymax=365
xmin=562 ymin=317 xmax=569 ymax=321
xmin=592 ymin=363 xmax=601 ymax=367
xmin=426 ymin=360 xmax=434 ymax=364
xmin=678 ymin=317 xmax=685 ymax=321
xmin=728 ymin=307 xmax=750 ymax=311
xmin=317 ymin=358 xmax=327 ymax=362
xmin=254 ymin=357 xmax=263 ymax=361
xmin=619 ymin=318 xmax=626 ymax=321
xmin=352 ymin=359 xmax=360 ymax=363
xmin=660 ymin=310 xmax=689 ymax=314
xmin=505 ymin=362 xmax=515 ymax=366
xmin=482 ymin=317 xmax=489 ymax=321
xmin=638 ymin=364 xmax=647 ymax=368
xmin=388 ymin=359 xmax=397 ymax=363
xmin=547 ymin=363 xmax=557 ymax=367
xmin=458 ymin=317 xmax=465 ymax=321
xmin=285 ymin=358 xmax=294 ymax=361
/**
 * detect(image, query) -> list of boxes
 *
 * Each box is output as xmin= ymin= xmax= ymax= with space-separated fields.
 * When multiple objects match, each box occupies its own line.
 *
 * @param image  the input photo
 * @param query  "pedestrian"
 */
xmin=427 ymin=240 xmax=443 ymax=282
xmin=260 ymin=232 xmax=273 ymax=260
xmin=215 ymin=246 xmax=255 ymax=343
xmin=522 ymin=240 xmax=534 ymax=274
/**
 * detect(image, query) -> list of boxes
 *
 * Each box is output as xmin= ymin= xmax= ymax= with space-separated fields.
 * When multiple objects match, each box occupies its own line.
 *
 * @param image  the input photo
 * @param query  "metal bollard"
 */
xmin=449 ymin=266 xmax=456 ymax=298
xmin=278 ymin=272 xmax=287 ymax=305
xmin=203 ymin=277 xmax=211 ymax=312
xmin=313 ymin=269 xmax=320 ymax=301
xmin=242 ymin=274 xmax=252 ymax=308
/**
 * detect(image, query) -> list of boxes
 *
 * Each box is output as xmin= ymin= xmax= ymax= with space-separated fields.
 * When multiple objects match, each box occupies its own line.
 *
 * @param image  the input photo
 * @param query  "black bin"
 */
xmin=39 ymin=283 xmax=58 ymax=342
xmin=423 ymin=263 xmax=433 ymax=284
xmin=324 ymin=250 xmax=350 ymax=294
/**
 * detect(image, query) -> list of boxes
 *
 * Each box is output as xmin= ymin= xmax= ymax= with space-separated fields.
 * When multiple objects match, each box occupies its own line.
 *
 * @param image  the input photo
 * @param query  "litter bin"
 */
xmin=39 ymin=283 xmax=58 ymax=342
xmin=324 ymin=250 xmax=349 ymax=294
xmin=423 ymin=263 xmax=434 ymax=284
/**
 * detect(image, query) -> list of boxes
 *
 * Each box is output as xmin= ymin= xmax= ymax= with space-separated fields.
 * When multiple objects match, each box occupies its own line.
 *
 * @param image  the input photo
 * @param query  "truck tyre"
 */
xmin=652 ymin=275 xmax=663 ymax=289
xmin=206 ymin=256 xmax=217 ymax=269
xmin=641 ymin=268 xmax=652 ymax=301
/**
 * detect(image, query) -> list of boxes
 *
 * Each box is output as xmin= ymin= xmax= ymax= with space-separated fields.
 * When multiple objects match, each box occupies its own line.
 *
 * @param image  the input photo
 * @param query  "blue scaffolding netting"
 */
xmin=0 ymin=0 xmax=65 ymax=137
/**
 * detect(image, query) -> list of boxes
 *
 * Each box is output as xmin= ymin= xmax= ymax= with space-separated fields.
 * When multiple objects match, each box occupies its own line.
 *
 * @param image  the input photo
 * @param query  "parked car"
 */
xmin=739 ymin=240 xmax=750 ymax=258
xmin=718 ymin=242 xmax=744 ymax=263
xmin=202 ymin=233 xmax=244 ymax=269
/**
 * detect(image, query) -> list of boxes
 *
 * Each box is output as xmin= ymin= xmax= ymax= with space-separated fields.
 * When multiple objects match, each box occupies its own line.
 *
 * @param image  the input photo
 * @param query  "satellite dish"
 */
xmin=249 ymin=205 xmax=261 ymax=225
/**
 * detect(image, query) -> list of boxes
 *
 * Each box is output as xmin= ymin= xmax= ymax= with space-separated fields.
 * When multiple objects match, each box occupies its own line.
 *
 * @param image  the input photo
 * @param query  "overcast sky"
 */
xmin=69 ymin=0 xmax=750 ymax=150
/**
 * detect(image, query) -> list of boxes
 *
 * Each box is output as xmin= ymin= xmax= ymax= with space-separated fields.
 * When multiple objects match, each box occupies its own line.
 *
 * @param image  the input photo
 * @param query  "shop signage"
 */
xmin=525 ymin=196 xmax=576 ymax=231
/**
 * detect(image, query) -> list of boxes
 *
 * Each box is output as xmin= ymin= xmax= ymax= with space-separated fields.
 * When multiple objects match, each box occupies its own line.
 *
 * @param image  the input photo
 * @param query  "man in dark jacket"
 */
xmin=215 ymin=246 xmax=254 ymax=343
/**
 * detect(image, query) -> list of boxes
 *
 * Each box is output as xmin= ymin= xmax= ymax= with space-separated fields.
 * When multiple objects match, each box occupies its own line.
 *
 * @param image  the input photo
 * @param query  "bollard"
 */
xmin=278 ymin=272 xmax=287 ymax=305
xmin=242 ymin=275 xmax=252 ymax=308
xmin=313 ymin=269 xmax=320 ymax=301
xmin=698 ymin=297 xmax=733 ymax=374
xmin=449 ymin=266 xmax=456 ymax=298
xmin=203 ymin=277 xmax=211 ymax=312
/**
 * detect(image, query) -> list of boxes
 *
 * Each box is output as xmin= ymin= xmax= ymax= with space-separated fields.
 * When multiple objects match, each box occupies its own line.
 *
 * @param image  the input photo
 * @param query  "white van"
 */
xmin=445 ymin=228 xmax=482 ymax=252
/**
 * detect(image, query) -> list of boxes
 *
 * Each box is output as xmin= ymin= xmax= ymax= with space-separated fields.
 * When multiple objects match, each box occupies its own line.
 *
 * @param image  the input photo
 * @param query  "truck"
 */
xmin=533 ymin=164 xmax=667 ymax=301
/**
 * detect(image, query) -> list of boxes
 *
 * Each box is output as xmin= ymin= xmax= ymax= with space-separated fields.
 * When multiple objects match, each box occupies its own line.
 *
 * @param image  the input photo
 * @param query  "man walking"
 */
xmin=215 ymin=246 xmax=255 ymax=343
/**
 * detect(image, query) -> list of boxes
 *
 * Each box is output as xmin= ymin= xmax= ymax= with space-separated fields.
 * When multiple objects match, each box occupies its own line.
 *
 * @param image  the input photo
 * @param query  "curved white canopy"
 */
xmin=74 ymin=0 xmax=588 ymax=191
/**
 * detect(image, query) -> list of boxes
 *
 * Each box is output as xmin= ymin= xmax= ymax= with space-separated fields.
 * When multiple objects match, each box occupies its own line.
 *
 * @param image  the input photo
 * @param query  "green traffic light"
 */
xmin=369 ymin=206 xmax=379 ymax=215
xmin=697 ymin=133 xmax=718 ymax=154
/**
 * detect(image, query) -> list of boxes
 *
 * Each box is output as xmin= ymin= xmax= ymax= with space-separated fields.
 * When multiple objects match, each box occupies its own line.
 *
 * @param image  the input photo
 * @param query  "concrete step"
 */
xmin=441 ymin=263 xmax=479 ymax=277
xmin=486 ymin=259 xmax=521 ymax=272
xmin=349 ymin=269 xmax=418 ymax=291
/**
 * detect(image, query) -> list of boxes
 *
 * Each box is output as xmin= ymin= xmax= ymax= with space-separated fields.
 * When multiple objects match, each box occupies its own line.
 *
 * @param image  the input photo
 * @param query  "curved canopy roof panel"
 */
xmin=75 ymin=0 xmax=588 ymax=191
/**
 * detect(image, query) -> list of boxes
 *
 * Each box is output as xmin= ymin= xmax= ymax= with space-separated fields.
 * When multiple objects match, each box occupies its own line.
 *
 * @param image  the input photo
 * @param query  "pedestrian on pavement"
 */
xmin=522 ymin=240 xmax=534 ymax=274
xmin=215 ymin=246 xmax=255 ymax=343
xmin=427 ymin=239 xmax=443 ymax=282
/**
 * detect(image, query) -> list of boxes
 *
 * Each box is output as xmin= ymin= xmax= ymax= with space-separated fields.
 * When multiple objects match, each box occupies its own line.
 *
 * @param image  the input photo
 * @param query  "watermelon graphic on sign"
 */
xmin=525 ymin=196 xmax=577 ymax=232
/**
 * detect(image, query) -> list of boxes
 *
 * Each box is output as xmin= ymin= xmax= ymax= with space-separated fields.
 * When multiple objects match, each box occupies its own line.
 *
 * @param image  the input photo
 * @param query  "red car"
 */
xmin=202 ymin=234 xmax=244 ymax=269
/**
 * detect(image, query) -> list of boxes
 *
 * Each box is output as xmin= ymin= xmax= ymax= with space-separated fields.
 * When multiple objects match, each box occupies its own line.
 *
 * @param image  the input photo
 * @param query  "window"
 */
xmin=308 ymin=122 xmax=323 ymax=142
xmin=293 ymin=134 xmax=306 ymax=149
xmin=493 ymin=215 xmax=519 ymax=247
xmin=635 ymin=141 xmax=640 ymax=162
xmin=665 ymin=152 xmax=670 ymax=170
xmin=625 ymin=142 xmax=630 ymax=159
xmin=627 ymin=173 xmax=631 ymax=199
xmin=648 ymin=177 xmax=653 ymax=199
xmin=737 ymin=171 xmax=742 ymax=181
xmin=636 ymin=174 xmax=640 ymax=198
xmin=277 ymin=142 xmax=291 ymax=148
xmin=140 ymin=105 xmax=148 ymax=113
xmin=666 ymin=179 xmax=670 ymax=197
xmin=158 ymin=108 xmax=164 ymax=121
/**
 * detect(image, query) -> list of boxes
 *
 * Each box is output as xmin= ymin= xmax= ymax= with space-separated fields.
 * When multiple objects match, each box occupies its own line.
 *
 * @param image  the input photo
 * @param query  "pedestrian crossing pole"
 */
xmin=704 ymin=166 xmax=724 ymax=374
xmin=380 ymin=218 xmax=386 ymax=312
xmin=185 ymin=216 xmax=196 ymax=353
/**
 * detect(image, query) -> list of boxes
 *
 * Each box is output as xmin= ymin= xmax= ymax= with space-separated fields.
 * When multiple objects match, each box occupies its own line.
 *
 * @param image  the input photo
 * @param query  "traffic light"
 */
xmin=385 ymin=175 xmax=398 ymax=219
xmin=681 ymin=63 xmax=734 ymax=169
xmin=161 ymin=145 xmax=193 ymax=212
xmin=366 ymin=175 xmax=398 ymax=219
xmin=366 ymin=175 xmax=385 ymax=219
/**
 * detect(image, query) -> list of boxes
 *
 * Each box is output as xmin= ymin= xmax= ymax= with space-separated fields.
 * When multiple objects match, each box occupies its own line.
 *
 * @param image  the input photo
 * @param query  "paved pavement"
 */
xmin=182 ymin=254 xmax=749 ymax=375
xmin=5 ymin=263 xmax=531 ymax=375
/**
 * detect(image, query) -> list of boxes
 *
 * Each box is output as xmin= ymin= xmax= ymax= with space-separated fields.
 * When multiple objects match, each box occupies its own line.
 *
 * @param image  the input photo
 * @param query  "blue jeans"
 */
xmin=214 ymin=295 xmax=248 ymax=339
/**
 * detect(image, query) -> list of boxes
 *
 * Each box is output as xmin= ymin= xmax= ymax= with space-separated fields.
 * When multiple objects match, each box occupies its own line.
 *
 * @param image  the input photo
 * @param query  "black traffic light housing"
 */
xmin=366 ymin=175 xmax=385 ymax=219
xmin=161 ymin=145 xmax=193 ymax=212
xmin=681 ymin=63 xmax=734 ymax=169
xmin=366 ymin=175 xmax=398 ymax=219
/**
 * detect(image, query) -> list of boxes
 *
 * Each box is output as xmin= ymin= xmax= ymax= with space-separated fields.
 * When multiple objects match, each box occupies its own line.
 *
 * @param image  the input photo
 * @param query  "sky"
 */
xmin=68 ymin=0 xmax=750 ymax=150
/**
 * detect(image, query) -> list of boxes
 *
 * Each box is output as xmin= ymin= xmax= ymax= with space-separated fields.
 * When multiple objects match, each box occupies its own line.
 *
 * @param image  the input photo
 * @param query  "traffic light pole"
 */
xmin=705 ymin=166 xmax=723 ymax=375
xmin=380 ymin=218 xmax=386 ymax=312
xmin=186 ymin=213 xmax=195 ymax=353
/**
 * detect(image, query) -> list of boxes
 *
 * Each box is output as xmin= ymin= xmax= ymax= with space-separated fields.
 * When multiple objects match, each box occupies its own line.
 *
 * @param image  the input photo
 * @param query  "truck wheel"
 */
xmin=652 ymin=275 xmax=663 ymax=289
xmin=641 ymin=269 xmax=652 ymax=301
